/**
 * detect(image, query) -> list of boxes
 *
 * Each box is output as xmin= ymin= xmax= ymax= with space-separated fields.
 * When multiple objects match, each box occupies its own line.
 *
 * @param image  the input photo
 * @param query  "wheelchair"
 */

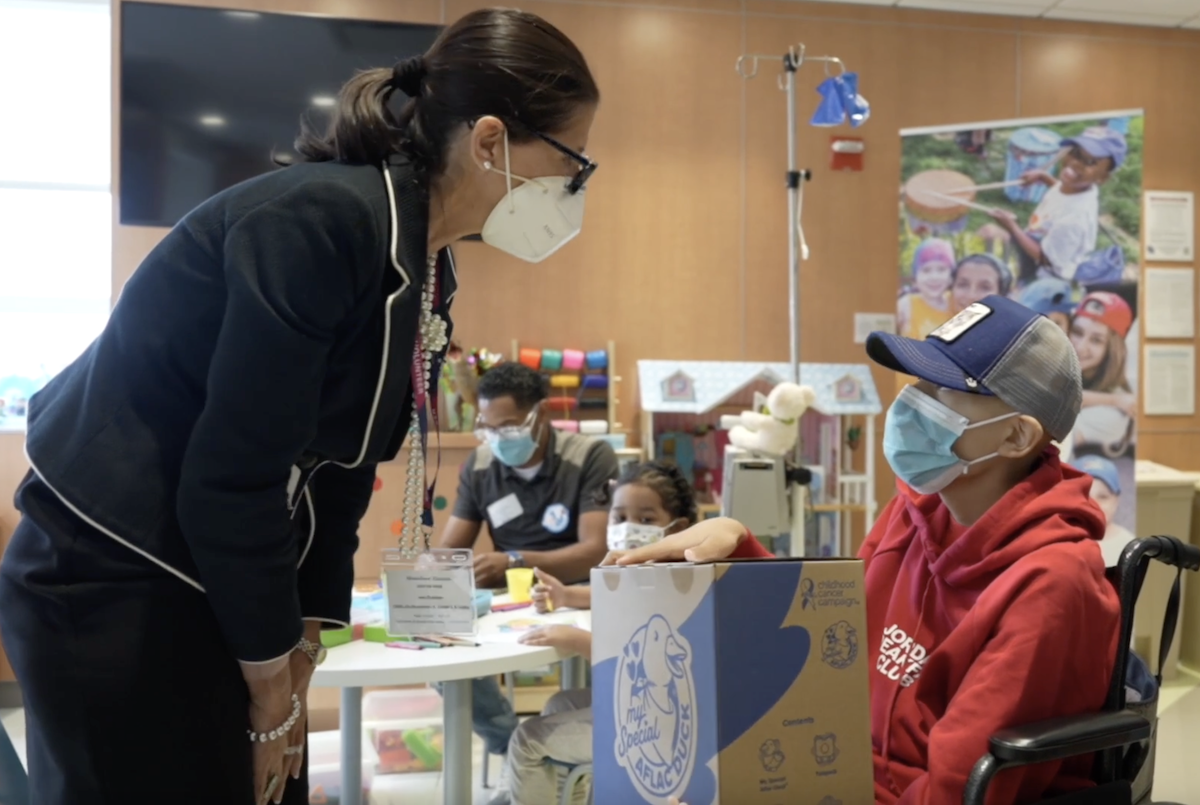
xmin=964 ymin=535 xmax=1200 ymax=805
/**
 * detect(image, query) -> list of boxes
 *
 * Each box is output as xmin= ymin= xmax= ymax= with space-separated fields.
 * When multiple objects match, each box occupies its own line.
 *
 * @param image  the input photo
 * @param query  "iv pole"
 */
xmin=736 ymin=45 xmax=846 ymax=385
xmin=735 ymin=46 xmax=849 ymax=558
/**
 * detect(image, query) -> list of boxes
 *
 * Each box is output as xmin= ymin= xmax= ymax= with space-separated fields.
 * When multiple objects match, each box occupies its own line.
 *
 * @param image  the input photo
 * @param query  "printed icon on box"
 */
xmin=812 ymin=733 xmax=840 ymax=766
xmin=818 ymin=797 xmax=843 ymax=805
xmin=801 ymin=578 xmax=816 ymax=610
xmin=759 ymin=738 xmax=786 ymax=772
xmin=613 ymin=614 xmax=697 ymax=800
xmin=542 ymin=503 xmax=571 ymax=534
xmin=821 ymin=621 xmax=859 ymax=670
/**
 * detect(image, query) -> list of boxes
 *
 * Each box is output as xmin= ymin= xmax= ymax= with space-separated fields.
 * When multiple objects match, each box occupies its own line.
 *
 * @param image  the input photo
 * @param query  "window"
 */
xmin=0 ymin=0 xmax=111 ymax=431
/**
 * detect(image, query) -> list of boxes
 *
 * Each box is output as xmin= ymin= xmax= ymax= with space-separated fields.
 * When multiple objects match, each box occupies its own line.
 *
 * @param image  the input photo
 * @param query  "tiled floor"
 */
xmin=4 ymin=674 xmax=1200 ymax=803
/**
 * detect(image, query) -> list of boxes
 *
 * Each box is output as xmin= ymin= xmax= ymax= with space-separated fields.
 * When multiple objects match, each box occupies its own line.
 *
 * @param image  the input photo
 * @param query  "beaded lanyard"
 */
xmin=400 ymin=252 xmax=447 ymax=557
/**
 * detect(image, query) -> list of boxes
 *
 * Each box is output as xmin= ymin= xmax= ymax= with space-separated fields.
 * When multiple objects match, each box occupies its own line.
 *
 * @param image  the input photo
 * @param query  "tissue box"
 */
xmin=591 ymin=558 xmax=872 ymax=804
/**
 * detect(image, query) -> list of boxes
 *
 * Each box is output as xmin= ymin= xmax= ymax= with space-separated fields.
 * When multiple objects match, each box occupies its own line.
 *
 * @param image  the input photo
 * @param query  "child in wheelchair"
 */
xmin=615 ymin=295 xmax=1124 ymax=805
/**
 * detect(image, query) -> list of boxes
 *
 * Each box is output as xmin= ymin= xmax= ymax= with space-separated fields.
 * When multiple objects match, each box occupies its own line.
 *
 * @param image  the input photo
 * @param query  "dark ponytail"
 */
xmin=594 ymin=460 xmax=699 ymax=525
xmin=294 ymin=8 xmax=599 ymax=186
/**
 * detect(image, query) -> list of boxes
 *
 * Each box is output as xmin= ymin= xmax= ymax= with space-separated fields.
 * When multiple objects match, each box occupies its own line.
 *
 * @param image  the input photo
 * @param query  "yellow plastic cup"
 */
xmin=506 ymin=568 xmax=535 ymax=603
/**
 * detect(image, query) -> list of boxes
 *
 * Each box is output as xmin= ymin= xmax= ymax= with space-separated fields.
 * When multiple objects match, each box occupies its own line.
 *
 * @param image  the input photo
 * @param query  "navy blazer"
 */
xmin=22 ymin=157 xmax=455 ymax=662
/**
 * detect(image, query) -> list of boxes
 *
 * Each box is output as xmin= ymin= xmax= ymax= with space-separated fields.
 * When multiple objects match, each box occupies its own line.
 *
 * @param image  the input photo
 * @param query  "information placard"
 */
xmin=382 ymin=548 xmax=477 ymax=636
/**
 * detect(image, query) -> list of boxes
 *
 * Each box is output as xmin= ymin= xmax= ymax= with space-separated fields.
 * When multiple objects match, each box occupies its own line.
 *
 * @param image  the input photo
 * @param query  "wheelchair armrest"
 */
xmin=988 ymin=710 xmax=1151 ymax=765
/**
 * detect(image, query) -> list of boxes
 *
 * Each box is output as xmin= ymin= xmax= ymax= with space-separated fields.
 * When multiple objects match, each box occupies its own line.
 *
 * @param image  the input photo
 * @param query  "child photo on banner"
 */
xmin=897 ymin=110 xmax=1144 ymax=561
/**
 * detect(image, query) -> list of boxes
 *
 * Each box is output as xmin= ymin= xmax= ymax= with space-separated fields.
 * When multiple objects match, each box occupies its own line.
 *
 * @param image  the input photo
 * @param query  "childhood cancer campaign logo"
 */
xmin=614 ymin=615 xmax=697 ymax=800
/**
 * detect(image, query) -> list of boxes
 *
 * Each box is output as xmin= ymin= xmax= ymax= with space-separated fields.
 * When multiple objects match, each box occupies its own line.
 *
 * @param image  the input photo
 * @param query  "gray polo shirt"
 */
xmin=453 ymin=430 xmax=618 ymax=552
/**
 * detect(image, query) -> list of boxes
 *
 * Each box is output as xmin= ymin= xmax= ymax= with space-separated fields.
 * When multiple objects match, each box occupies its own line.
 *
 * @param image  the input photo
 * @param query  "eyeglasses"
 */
xmin=467 ymin=118 xmax=598 ymax=195
xmin=474 ymin=408 xmax=538 ymax=442
xmin=533 ymin=131 xmax=598 ymax=195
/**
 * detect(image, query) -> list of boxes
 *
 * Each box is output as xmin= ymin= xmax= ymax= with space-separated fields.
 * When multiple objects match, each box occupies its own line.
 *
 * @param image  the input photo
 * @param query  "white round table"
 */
xmin=311 ymin=609 xmax=591 ymax=805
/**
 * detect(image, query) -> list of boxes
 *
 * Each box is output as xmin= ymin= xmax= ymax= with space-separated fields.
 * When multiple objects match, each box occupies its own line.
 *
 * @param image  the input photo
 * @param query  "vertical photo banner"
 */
xmin=898 ymin=110 xmax=1144 ymax=563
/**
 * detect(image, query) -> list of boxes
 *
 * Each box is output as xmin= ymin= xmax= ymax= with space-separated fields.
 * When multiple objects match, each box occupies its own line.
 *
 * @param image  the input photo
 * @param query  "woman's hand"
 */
xmin=531 ymin=568 xmax=567 ymax=613
xmin=281 ymin=623 xmax=320 ymax=781
xmin=611 ymin=518 xmax=748 ymax=566
xmin=520 ymin=625 xmax=591 ymax=659
xmin=242 ymin=658 xmax=295 ymax=805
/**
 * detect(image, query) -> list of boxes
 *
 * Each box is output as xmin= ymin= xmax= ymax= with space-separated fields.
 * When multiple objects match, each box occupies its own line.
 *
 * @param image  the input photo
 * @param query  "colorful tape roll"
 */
xmin=541 ymin=349 xmax=564 ymax=371
xmin=582 ymin=374 xmax=609 ymax=390
xmin=579 ymin=419 xmax=609 ymax=435
xmin=585 ymin=350 xmax=608 ymax=370
xmin=547 ymin=397 xmax=578 ymax=410
xmin=519 ymin=348 xmax=542 ymax=369
xmin=552 ymin=419 xmax=580 ymax=433
xmin=550 ymin=374 xmax=581 ymax=389
xmin=562 ymin=349 xmax=585 ymax=371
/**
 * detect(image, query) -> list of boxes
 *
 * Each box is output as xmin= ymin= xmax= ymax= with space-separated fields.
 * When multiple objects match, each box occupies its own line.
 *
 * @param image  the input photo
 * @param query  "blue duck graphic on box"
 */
xmin=592 ymin=559 xmax=873 ymax=804
xmin=614 ymin=615 xmax=697 ymax=799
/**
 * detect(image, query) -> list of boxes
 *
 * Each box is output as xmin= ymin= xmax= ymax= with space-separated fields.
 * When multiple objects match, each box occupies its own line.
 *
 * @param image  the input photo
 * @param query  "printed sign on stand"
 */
xmin=382 ymin=548 xmax=477 ymax=636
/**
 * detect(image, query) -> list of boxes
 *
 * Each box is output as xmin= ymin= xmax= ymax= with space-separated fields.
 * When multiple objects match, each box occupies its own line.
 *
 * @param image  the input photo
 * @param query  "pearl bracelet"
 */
xmin=247 ymin=694 xmax=302 ymax=743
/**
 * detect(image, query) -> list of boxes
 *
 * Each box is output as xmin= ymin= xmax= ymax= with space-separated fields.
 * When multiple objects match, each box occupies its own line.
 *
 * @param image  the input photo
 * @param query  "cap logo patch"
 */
xmin=930 ymin=302 xmax=993 ymax=343
xmin=1081 ymin=297 xmax=1107 ymax=316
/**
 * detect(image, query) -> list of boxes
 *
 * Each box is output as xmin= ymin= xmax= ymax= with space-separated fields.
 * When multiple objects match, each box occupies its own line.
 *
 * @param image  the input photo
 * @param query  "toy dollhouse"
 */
xmin=638 ymin=360 xmax=882 ymax=555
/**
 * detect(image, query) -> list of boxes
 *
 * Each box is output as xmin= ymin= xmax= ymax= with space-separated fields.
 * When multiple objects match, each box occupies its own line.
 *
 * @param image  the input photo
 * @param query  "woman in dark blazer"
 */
xmin=0 ymin=8 xmax=598 ymax=804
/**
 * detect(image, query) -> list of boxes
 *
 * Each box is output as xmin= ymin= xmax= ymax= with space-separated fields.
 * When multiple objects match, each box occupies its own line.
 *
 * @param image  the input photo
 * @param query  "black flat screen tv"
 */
xmin=120 ymin=2 xmax=440 ymax=227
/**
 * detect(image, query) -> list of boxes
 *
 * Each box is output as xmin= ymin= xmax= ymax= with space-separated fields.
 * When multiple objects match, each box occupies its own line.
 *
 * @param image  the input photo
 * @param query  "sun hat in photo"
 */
xmin=866 ymin=294 xmax=1082 ymax=441
xmin=1072 ymin=454 xmax=1121 ymax=496
xmin=1019 ymin=278 xmax=1076 ymax=317
xmin=1062 ymin=126 xmax=1128 ymax=169
xmin=911 ymin=238 xmax=955 ymax=276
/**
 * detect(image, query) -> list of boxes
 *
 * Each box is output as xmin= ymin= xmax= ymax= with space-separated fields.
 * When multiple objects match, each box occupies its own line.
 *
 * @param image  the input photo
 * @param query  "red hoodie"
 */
xmin=860 ymin=448 xmax=1120 ymax=804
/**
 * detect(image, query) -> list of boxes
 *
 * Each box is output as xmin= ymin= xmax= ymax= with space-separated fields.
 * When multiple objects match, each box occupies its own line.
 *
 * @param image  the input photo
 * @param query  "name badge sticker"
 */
xmin=487 ymin=493 xmax=524 ymax=529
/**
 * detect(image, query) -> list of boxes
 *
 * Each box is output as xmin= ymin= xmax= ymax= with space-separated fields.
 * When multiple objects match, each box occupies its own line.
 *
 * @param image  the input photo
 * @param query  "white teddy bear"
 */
xmin=723 ymin=382 xmax=816 ymax=456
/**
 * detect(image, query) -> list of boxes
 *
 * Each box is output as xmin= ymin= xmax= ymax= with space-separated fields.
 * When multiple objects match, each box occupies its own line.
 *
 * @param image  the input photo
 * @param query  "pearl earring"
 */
xmin=483 ymin=161 xmax=492 ymax=171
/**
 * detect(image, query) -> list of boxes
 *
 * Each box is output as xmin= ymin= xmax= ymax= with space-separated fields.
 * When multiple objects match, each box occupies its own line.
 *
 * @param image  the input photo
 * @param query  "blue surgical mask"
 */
xmin=489 ymin=429 xmax=538 ymax=467
xmin=884 ymin=385 xmax=1018 ymax=495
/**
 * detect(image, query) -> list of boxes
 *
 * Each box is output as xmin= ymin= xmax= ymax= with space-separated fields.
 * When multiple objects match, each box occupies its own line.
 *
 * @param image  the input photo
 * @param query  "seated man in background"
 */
xmin=437 ymin=361 xmax=617 ymax=765
xmin=613 ymin=296 xmax=1122 ymax=805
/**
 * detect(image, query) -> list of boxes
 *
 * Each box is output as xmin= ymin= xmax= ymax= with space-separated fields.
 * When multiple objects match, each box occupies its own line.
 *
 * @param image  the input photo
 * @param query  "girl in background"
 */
xmin=898 ymin=238 xmax=955 ymax=338
xmin=951 ymin=252 xmax=1013 ymax=312
xmin=494 ymin=461 xmax=698 ymax=805
xmin=1069 ymin=291 xmax=1136 ymax=456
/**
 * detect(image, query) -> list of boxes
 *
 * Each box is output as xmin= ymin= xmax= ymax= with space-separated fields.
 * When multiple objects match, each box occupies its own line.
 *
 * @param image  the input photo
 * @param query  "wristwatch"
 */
xmin=506 ymin=550 xmax=524 ymax=568
xmin=297 ymin=637 xmax=328 ymax=667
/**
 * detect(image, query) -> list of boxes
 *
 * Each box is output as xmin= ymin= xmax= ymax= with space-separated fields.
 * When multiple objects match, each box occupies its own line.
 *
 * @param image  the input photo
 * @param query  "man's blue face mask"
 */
xmin=476 ymin=408 xmax=541 ymax=467
xmin=883 ymin=385 xmax=1017 ymax=495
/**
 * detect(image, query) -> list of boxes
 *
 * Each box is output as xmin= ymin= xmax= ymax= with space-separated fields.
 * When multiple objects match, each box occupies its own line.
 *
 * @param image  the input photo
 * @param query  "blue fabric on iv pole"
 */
xmin=835 ymin=72 xmax=869 ymax=128
xmin=811 ymin=76 xmax=845 ymax=127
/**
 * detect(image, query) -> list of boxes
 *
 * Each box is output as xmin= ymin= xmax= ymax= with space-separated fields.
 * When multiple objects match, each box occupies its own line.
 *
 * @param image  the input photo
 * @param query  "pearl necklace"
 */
xmin=400 ymin=253 xmax=448 ymax=557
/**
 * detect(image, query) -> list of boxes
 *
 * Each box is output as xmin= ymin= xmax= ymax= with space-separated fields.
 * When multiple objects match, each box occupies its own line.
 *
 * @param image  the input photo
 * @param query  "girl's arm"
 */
xmin=896 ymin=294 xmax=911 ymax=334
xmin=564 ymin=585 xmax=592 ymax=610
xmin=520 ymin=625 xmax=592 ymax=661
xmin=1082 ymin=389 xmax=1136 ymax=415
xmin=613 ymin=517 xmax=770 ymax=565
